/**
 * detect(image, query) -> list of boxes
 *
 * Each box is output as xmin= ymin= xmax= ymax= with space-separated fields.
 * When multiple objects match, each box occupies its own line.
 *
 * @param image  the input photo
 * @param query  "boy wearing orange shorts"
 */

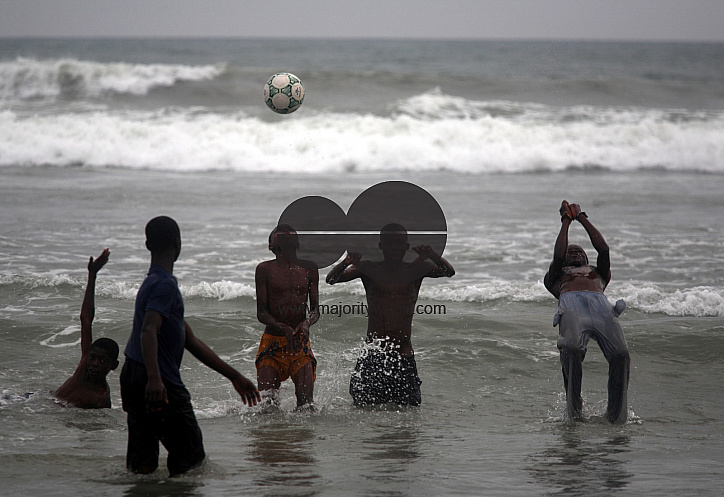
xmin=254 ymin=224 xmax=320 ymax=409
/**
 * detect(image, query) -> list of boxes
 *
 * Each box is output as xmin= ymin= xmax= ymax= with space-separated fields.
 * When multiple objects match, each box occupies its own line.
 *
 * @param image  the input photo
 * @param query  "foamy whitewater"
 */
xmin=1 ymin=39 xmax=723 ymax=496
xmin=2 ymin=39 xmax=723 ymax=174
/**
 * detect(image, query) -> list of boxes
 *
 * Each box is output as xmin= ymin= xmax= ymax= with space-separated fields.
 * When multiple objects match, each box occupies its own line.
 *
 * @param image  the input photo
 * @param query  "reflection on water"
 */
xmin=527 ymin=425 xmax=632 ymax=496
xmin=358 ymin=422 xmax=422 ymax=495
xmin=249 ymin=423 xmax=321 ymax=497
xmin=123 ymin=478 xmax=202 ymax=497
xmin=362 ymin=426 xmax=421 ymax=462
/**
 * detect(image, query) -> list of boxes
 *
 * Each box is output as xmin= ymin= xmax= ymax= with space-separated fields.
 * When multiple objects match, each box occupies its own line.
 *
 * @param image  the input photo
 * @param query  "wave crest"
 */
xmin=0 ymin=57 xmax=225 ymax=101
xmin=2 ymin=91 xmax=722 ymax=173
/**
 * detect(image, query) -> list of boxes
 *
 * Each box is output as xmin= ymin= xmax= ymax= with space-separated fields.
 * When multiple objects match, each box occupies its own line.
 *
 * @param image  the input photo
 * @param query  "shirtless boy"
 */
xmin=255 ymin=224 xmax=320 ymax=409
xmin=326 ymin=224 xmax=454 ymax=407
xmin=53 ymin=248 xmax=119 ymax=408
xmin=544 ymin=201 xmax=630 ymax=424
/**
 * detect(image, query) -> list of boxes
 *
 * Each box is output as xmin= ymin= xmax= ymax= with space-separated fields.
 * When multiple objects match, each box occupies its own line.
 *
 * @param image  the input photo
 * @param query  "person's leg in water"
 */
xmin=560 ymin=347 xmax=585 ymax=420
xmin=590 ymin=296 xmax=630 ymax=424
xmin=160 ymin=384 xmax=206 ymax=477
xmin=257 ymin=365 xmax=281 ymax=408
xmin=292 ymin=361 xmax=314 ymax=410
xmin=593 ymin=333 xmax=630 ymax=424
xmin=605 ymin=349 xmax=629 ymax=423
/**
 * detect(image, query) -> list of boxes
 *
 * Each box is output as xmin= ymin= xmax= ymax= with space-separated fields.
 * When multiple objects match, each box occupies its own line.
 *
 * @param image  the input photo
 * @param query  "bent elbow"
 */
xmin=596 ymin=245 xmax=610 ymax=261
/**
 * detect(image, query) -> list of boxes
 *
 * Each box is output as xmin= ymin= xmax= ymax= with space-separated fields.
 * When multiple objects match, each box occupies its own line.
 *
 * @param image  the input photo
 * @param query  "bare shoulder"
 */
xmin=357 ymin=259 xmax=375 ymax=270
xmin=256 ymin=260 xmax=275 ymax=274
xmin=296 ymin=259 xmax=319 ymax=274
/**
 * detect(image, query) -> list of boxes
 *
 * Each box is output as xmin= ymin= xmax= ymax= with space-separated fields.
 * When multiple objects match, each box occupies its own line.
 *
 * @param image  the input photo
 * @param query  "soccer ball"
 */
xmin=263 ymin=73 xmax=305 ymax=114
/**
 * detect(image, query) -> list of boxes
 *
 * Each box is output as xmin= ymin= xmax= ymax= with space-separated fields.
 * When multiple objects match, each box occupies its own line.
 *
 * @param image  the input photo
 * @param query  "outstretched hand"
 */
xmin=232 ymin=374 xmax=261 ymax=406
xmin=559 ymin=201 xmax=574 ymax=221
xmin=294 ymin=320 xmax=310 ymax=347
xmin=280 ymin=324 xmax=301 ymax=354
xmin=412 ymin=244 xmax=438 ymax=262
xmin=345 ymin=251 xmax=362 ymax=265
xmin=88 ymin=248 xmax=110 ymax=275
xmin=145 ymin=377 xmax=168 ymax=412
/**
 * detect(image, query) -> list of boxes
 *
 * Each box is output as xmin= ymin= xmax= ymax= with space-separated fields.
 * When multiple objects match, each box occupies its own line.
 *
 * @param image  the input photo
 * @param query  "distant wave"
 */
xmin=0 ymin=274 xmax=255 ymax=302
xmin=611 ymin=283 xmax=724 ymax=318
xmin=1 ymin=92 xmax=723 ymax=174
xmin=0 ymin=57 xmax=225 ymax=101
xmin=411 ymin=281 xmax=724 ymax=318
xmin=3 ymin=274 xmax=723 ymax=317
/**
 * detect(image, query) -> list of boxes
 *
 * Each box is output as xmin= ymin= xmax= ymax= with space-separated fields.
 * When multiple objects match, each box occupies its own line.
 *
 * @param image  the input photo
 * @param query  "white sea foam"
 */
xmin=0 ymin=57 xmax=224 ymax=101
xmin=611 ymin=283 xmax=724 ymax=318
xmin=39 ymin=325 xmax=81 ymax=348
xmin=1 ymin=95 xmax=723 ymax=173
xmin=179 ymin=280 xmax=256 ymax=300
xmin=418 ymin=280 xmax=549 ymax=303
xmin=3 ymin=270 xmax=723 ymax=317
xmin=331 ymin=279 xmax=724 ymax=317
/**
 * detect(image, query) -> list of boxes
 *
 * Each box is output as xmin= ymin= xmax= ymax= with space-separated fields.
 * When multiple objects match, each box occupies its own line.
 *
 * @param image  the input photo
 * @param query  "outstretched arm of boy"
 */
xmin=411 ymin=244 xmax=455 ymax=277
xmin=184 ymin=321 xmax=261 ymax=406
xmin=569 ymin=203 xmax=611 ymax=284
xmin=80 ymin=248 xmax=110 ymax=357
xmin=544 ymin=202 xmax=572 ymax=297
xmin=325 ymin=252 xmax=362 ymax=284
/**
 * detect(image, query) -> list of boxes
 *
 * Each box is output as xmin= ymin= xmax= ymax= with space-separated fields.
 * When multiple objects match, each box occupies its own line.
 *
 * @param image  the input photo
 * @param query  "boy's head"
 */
xmin=379 ymin=223 xmax=409 ymax=262
xmin=86 ymin=337 xmax=119 ymax=381
xmin=268 ymin=224 xmax=298 ymax=255
xmin=145 ymin=216 xmax=181 ymax=259
xmin=565 ymin=244 xmax=589 ymax=267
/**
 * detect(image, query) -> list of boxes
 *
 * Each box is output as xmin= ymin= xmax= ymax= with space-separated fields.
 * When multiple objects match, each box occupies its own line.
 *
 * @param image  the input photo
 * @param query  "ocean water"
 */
xmin=1 ymin=39 xmax=723 ymax=496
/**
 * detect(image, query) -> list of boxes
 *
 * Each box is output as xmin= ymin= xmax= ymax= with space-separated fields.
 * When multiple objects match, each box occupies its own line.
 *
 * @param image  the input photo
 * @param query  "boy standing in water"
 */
xmin=120 ymin=216 xmax=259 ymax=476
xmin=53 ymin=248 xmax=119 ymax=408
xmin=326 ymin=224 xmax=455 ymax=407
xmin=544 ymin=201 xmax=630 ymax=424
xmin=255 ymin=224 xmax=320 ymax=409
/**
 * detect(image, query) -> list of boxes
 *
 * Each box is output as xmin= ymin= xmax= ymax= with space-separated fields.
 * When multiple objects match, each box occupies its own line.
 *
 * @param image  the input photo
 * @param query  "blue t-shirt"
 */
xmin=124 ymin=265 xmax=186 ymax=387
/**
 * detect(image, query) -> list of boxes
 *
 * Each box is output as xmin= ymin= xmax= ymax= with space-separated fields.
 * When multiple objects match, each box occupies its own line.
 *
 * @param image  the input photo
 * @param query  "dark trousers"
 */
xmin=556 ymin=292 xmax=630 ymax=424
xmin=560 ymin=346 xmax=630 ymax=423
xmin=120 ymin=359 xmax=205 ymax=476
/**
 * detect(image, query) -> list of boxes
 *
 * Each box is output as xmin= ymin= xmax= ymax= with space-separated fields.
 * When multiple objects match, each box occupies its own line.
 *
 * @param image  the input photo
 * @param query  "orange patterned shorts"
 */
xmin=255 ymin=333 xmax=316 ymax=382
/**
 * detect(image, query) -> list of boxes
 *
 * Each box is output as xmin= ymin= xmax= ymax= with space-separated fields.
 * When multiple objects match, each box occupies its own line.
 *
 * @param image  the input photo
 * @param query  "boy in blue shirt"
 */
xmin=120 ymin=216 xmax=260 ymax=476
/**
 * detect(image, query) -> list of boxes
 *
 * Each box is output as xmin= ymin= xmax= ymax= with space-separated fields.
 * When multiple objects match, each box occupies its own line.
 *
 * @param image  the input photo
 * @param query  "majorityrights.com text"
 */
xmin=277 ymin=302 xmax=447 ymax=317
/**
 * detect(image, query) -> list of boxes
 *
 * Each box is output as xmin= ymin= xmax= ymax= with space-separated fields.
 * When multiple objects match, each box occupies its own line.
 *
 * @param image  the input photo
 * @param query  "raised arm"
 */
xmin=411 ymin=244 xmax=455 ymax=278
xmin=544 ymin=202 xmax=572 ymax=295
xmin=325 ymin=252 xmax=362 ymax=284
xmin=184 ymin=321 xmax=260 ymax=406
xmin=569 ymin=204 xmax=611 ymax=284
xmin=80 ymin=248 xmax=110 ymax=357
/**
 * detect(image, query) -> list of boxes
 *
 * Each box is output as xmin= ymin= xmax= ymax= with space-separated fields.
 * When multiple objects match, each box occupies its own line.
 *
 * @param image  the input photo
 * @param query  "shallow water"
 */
xmin=1 ymin=167 xmax=723 ymax=496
